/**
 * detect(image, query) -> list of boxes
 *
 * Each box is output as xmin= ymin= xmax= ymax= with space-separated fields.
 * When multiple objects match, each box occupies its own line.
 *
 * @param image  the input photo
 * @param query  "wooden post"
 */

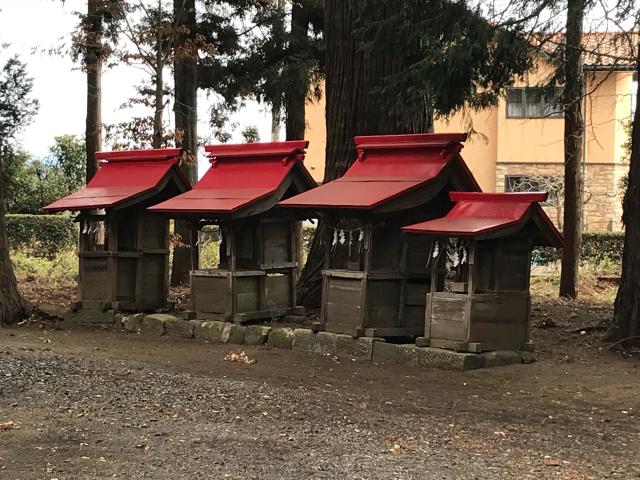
xmin=135 ymin=211 xmax=144 ymax=309
xmin=464 ymin=242 xmax=477 ymax=344
xmin=359 ymin=223 xmax=372 ymax=330
xmin=291 ymin=219 xmax=299 ymax=308
xmin=228 ymin=227 xmax=237 ymax=318
xmin=257 ymin=220 xmax=266 ymax=312
xmin=106 ymin=214 xmax=117 ymax=310
xmin=397 ymin=231 xmax=409 ymax=328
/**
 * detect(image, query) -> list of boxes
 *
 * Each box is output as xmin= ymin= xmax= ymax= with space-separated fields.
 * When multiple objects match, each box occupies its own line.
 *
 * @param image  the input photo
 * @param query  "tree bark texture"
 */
xmin=0 ymin=154 xmax=24 ymax=325
xmin=153 ymin=0 xmax=165 ymax=149
xmin=85 ymin=0 xmax=103 ymax=182
xmin=296 ymin=1 xmax=429 ymax=307
xmin=284 ymin=0 xmax=308 ymax=141
xmin=559 ymin=0 xmax=585 ymax=299
xmin=608 ymin=43 xmax=640 ymax=342
xmin=270 ymin=0 xmax=286 ymax=142
xmin=153 ymin=61 xmax=164 ymax=149
xmin=171 ymin=0 xmax=199 ymax=285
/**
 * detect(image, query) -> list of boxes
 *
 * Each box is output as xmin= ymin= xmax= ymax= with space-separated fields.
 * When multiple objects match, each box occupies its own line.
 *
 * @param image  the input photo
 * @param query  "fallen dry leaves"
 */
xmin=224 ymin=351 xmax=257 ymax=365
xmin=0 ymin=421 xmax=16 ymax=431
xmin=544 ymin=456 xmax=561 ymax=467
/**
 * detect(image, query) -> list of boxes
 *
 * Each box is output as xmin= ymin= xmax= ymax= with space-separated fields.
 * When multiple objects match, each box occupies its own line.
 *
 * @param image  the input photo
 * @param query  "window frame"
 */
xmin=505 ymin=87 xmax=564 ymax=119
xmin=504 ymin=174 xmax=561 ymax=206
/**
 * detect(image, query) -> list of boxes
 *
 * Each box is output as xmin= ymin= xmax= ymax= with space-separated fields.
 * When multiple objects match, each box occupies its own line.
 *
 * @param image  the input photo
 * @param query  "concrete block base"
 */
xmin=122 ymin=313 xmax=145 ymax=332
xmin=480 ymin=351 xmax=525 ymax=368
xmin=142 ymin=314 xmax=170 ymax=336
xmin=62 ymin=309 xmax=115 ymax=326
xmin=292 ymin=328 xmax=319 ymax=354
xmin=267 ymin=327 xmax=295 ymax=349
xmin=165 ymin=317 xmax=195 ymax=338
xmin=244 ymin=326 xmax=271 ymax=346
xmin=372 ymin=343 xmax=418 ymax=366
xmin=417 ymin=347 xmax=485 ymax=370
xmin=221 ymin=323 xmax=245 ymax=344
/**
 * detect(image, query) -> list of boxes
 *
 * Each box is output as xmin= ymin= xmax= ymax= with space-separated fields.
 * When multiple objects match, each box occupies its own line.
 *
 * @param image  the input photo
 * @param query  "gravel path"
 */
xmin=1 ymin=324 xmax=639 ymax=479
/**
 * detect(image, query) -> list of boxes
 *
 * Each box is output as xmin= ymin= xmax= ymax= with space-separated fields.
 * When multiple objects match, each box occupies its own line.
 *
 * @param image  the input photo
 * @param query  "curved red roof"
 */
xmin=149 ymin=141 xmax=316 ymax=216
xmin=402 ymin=192 xmax=565 ymax=247
xmin=44 ymin=149 xmax=188 ymax=212
xmin=279 ymin=133 xmax=479 ymax=211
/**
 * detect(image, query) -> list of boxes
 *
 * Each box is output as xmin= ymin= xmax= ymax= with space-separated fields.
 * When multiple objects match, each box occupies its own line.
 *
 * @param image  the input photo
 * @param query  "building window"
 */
xmin=505 ymin=175 xmax=562 ymax=205
xmin=506 ymin=87 xmax=563 ymax=118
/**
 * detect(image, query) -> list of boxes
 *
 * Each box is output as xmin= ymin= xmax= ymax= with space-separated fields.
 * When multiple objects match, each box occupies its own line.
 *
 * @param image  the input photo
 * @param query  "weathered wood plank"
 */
xmin=265 ymin=274 xmax=291 ymax=308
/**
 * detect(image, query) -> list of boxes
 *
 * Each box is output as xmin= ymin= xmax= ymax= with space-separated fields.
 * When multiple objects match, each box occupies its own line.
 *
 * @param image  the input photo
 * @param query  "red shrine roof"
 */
xmin=402 ymin=192 xmax=565 ymax=247
xmin=44 ymin=149 xmax=189 ymax=212
xmin=278 ymin=133 xmax=480 ymax=211
xmin=148 ymin=140 xmax=317 ymax=217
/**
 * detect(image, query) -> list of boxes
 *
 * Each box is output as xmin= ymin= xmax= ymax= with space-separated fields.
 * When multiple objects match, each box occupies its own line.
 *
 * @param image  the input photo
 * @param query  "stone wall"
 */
xmin=496 ymin=162 xmax=625 ymax=232
xmin=109 ymin=313 xmax=531 ymax=370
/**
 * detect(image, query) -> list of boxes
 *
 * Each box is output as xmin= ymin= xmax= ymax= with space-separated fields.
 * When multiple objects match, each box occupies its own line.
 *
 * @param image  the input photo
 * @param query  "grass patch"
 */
xmin=12 ymin=249 xmax=77 ymax=283
xmin=199 ymin=241 xmax=220 ymax=269
xmin=12 ymin=249 xmax=78 ymax=309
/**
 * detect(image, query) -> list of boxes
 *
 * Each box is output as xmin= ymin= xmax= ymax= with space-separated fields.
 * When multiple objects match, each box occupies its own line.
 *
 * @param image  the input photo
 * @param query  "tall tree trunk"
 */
xmin=153 ymin=63 xmax=164 ymax=148
xmin=85 ymin=0 xmax=103 ymax=182
xmin=171 ymin=0 xmax=199 ymax=286
xmin=285 ymin=0 xmax=308 ymax=141
xmin=0 ymin=152 xmax=24 ymax=325
xmin=270 ymin=0 xmax=286 ymax=142
xmin=286 ymin=1 xmax=311 ymax=275
xmin=606 ymin=43 xmax=640 ymax=342
xmin=559 ymin=0 xmax=585 ymax=299
xmin=271 ymin=100 xmax=282 ymax=141
xmin=152 ymin=0 xmax=165 ymax=149
xmin=296 ymin=1 xmax=429 ymax=307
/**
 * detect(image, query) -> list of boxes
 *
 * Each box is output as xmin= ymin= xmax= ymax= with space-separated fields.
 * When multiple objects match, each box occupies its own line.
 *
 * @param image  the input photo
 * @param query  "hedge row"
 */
xmin=303 ymin=225 xmax=624 ymax=266
xmin=6 ymin=214 xmax=78 ymax=259
xmin=533 ymin=232 xmax=624 ymax=265
xmin=4 ymin=215 xmax=625 ymax=265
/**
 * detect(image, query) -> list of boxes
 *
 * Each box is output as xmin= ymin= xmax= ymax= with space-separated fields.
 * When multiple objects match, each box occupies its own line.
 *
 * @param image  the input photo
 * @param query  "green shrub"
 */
xmin=302 ymin=224 xmax=316 ymax=252
xmin=12 ymin=250 xmax=78 ymax=283
xmin=532 ymin=231 xmax=624 ymax=266
xmin=6 ymin=214 xmax=78 ymax=259
xmin=199 ymin=241 xmax=220 ymax=269
xmin=581 ymin=232 xmax=624 ymax=264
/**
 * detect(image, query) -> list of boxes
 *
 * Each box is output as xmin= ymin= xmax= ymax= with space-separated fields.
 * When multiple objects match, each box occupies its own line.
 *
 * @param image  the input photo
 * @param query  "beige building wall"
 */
xmin=304 ymin=93 xmax=326 ymax=182
xmin=434 ymin=109 xmax=498 ymax=191
xmin=303 ymin=65 xmax=632 ymax=231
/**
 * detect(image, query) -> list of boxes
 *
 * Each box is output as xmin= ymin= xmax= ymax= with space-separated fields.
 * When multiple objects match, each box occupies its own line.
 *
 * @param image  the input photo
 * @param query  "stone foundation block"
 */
xmin=244 ymin=326 xmax=271 ymax=346
xmin=372 ymin=343 xmax=418 ymax=366
xmin=342 ymin=337 xmax=384 ymax=361
xmin=63 ymin=309 xmax=115 ymax=325
xmin=267 ymin=327 xmax=295 ymax=350
xmin=335 ymin=336 xmax=385 ymax=361
xmin=142 ymin=314 xmax=170 ymax=336
xmin=194 ymin=321 xmax=213 ymax=342
xmin=480 ymin=351 xmax=523 ymax=368
xmin=292 ymin=329 xmax=319 ymax=354
xmin=416 ymin=347 xmax=484 ymax=370
xmin=194 ymin=321 xmax=225 ymax=343
xmin=520 ymin=351 xmax=536 ymax=364
xmin=221 ymin=323 xmax=245 ymax=344
xmin=316 ymin=331 xmax=337 ymax=356
xmin=123 ymin=313 xmax=145 ymax=332
xmin=165 ymin=317 xmax=195 ymax=338
xmin=334 ymin=334 xmax=356 ymax=358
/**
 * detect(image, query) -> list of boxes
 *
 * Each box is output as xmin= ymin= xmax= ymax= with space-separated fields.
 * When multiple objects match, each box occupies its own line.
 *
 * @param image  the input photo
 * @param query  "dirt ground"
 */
xmin=1 ymin=294 xmax=640 ymax=479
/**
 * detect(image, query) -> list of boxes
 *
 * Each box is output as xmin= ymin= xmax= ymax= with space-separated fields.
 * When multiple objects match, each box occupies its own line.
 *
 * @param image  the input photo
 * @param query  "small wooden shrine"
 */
xmin=149 ymin=141 xmax=317 ymax=323
xmin=279 ymin=133 xmax=480 ymax=338
xmin=44 ymin=149 xmax=190 ymax=312
xmin=403 ymin=192 xmax=564 ymax=352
